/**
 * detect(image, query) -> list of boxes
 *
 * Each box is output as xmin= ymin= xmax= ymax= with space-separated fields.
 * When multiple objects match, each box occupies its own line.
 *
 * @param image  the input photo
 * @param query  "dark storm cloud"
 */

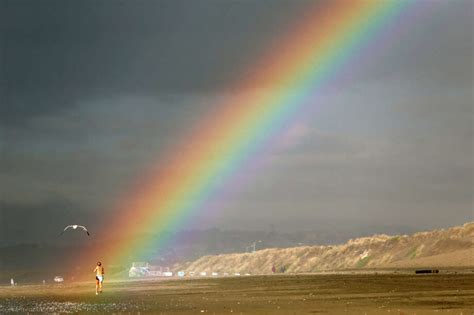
xmin=0 ymin=0 xmax=310 ymax=124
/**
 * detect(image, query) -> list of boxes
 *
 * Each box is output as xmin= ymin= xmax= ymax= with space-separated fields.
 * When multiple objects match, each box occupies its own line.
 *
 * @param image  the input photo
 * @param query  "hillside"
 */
xmin=174 ymin=222 xmax=474 ymax=274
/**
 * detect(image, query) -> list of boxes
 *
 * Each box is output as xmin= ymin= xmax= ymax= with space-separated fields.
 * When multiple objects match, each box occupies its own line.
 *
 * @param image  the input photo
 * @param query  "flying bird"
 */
xmin=60 ymin=225 xmax=90 ymax=236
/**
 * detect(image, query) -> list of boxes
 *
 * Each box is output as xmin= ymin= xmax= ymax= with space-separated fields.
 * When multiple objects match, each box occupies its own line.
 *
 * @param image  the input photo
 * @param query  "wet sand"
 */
xmin=0 ymin=273 xmax=473 ymax=314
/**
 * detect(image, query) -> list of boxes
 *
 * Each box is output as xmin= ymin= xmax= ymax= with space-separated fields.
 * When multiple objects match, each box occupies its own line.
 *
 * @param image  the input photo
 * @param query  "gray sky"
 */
xmin=0 ymin=0 xmax=472 ymax=242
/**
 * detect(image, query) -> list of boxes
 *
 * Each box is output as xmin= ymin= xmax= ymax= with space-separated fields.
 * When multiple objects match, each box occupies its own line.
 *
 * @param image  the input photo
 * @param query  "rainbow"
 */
xmin=85 ymin=0 xmax=412 ymax=268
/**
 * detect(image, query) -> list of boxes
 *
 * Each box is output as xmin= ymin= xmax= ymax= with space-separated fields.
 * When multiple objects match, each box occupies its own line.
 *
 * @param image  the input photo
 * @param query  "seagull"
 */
xmin=60 ymin=225 xmax=90 ymax=236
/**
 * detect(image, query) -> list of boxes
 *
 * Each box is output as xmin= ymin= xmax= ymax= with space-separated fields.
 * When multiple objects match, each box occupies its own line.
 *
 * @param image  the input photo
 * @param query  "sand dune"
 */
xmin=174 ymin=222 xmax=474 ymax=274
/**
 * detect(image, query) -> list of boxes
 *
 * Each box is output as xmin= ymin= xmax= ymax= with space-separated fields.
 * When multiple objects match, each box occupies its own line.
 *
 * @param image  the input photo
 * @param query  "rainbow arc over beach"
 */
xmin=83 ymin=0 xmax=411 ymax=267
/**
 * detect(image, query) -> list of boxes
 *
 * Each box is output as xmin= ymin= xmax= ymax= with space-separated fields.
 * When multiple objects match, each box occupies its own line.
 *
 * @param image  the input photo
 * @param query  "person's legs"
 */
xmin=95 ymin=278 xmax=99 ymax=295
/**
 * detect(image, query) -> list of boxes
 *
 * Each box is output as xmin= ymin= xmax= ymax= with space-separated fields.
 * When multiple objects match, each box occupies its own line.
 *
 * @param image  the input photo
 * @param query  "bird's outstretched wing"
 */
xmin=78 ymin=225 xmax=91 ymax=236
xmin=60 ymin=225 xmax=73 ymax=236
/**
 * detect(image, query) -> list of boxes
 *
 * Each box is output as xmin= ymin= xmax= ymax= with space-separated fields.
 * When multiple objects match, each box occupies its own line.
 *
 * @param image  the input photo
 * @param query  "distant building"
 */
xmin=53 ymin=276 xmax=64 ymax=283
xmin=129 ymin=262 xmax=150 ymax=278
xmin=129 ymin=262 xmax=172 ymax=278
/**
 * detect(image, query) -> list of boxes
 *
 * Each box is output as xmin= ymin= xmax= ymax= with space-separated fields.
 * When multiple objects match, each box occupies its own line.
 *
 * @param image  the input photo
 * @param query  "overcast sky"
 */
xmin=0 ymin=0 xmax=472 ymax=242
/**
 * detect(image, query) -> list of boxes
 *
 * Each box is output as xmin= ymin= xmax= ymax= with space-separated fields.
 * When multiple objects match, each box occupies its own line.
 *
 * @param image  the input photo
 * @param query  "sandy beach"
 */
xmin=0 ymin=273 xmax=473 ymax=314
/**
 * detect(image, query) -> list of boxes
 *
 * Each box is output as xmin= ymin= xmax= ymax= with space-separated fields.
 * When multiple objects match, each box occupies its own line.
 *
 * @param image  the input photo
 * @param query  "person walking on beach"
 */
xmin=94 ymin=261 xmax=105 ymax=295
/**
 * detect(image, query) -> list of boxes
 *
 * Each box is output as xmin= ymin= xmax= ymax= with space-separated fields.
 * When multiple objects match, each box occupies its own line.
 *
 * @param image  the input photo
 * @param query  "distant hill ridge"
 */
xmin=174 ymin=222 xmax=474 ymax=273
